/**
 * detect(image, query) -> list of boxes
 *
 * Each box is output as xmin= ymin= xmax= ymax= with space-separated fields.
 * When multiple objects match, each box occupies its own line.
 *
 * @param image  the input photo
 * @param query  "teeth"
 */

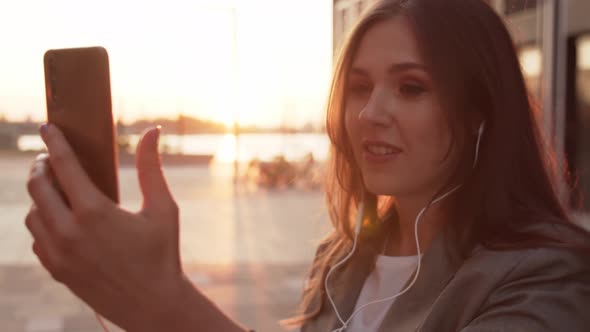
xmin=367 ymin=145 xmax=395 ymax=155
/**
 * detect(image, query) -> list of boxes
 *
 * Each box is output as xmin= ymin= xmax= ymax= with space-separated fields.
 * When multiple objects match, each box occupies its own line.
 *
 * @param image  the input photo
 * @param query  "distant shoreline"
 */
xmin=0 ymin=149 xmax=214 ymax=167
xmin=0 ymin=149 xmax=39 ymax=159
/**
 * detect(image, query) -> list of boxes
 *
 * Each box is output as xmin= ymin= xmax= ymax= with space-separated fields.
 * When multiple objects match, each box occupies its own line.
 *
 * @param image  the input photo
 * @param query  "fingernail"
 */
xmin=35 ymin=153 xmax=49 ymax=162
xmin=40 ymin=124 xmax=48 ymax=138
xmin=155 ymin=125 xmax=161 ymax=143
xmin=31 ymin=162 xmax=47 ymax=177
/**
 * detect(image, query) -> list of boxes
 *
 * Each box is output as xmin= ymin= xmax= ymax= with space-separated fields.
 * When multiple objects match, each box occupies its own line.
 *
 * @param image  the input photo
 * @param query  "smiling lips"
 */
xmin=362 ymin=140 xmax=402 ymax=163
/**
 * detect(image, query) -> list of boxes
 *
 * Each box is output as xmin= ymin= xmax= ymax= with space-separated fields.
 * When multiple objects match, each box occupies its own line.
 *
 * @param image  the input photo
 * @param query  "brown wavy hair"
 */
xmin=282 ymin=0 xmax=589 ymax=328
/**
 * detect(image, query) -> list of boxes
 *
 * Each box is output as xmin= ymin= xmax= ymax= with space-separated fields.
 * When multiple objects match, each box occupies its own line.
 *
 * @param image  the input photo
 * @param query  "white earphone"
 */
xmin=325 ymin=121 xmax=486 ymax=332
xmin=473 ymin=121 xmax=485 ymax=168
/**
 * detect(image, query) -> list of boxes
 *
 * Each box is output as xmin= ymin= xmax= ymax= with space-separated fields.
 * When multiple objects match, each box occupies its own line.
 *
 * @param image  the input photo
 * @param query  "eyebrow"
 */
xmin=349 ymin=62 xmax=429 ymax=76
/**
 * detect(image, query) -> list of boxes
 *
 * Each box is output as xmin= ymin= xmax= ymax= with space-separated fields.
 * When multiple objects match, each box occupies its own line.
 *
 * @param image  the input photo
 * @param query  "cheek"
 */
xmin=344 ymin=107 xmax=359 ymax=146
xmin=404 ymin=111 xmax=452 ymax=167
xmin=344 ymin=107 xmax=366 ymax=167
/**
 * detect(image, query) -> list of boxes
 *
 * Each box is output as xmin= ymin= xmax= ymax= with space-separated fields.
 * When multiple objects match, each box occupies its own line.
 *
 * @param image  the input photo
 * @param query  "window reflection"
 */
xmin=505 ymin=0 xmax=539 ymax=15
xmin=573 ymin=35 xmax=590 ymax=211
xmin=519 ymin=46 xmax=542 ymax=97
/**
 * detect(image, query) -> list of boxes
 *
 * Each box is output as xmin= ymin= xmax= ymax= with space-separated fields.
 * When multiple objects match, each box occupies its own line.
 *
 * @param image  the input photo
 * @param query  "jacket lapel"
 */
xmin=326 ymin=241 xmax=378 ymax=331
xmin=378 ymin=230 xmax=465 ymax=332
xmin=303 ymin=228 xmax=466 ymax=332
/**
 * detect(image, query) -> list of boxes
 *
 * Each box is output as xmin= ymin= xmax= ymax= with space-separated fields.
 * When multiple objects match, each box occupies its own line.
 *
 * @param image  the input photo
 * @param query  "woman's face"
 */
xmin=345 ymin=16 xmax=458 ymax=201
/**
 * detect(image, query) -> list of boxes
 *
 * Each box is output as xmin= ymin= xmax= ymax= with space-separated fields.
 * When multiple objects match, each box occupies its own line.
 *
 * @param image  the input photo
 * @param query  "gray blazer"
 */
xmin=301 ymin=224 xmax=590 ymax=331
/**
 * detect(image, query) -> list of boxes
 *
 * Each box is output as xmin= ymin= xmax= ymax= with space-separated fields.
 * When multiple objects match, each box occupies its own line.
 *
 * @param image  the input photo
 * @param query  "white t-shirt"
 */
xmin=345 ymin=254 xmax=420 ymax=331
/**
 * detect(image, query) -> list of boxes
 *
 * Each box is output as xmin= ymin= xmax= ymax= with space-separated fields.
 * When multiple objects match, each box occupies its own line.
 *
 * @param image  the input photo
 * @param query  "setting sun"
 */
xmin=0 ymin=0 xmax=332 ymax=128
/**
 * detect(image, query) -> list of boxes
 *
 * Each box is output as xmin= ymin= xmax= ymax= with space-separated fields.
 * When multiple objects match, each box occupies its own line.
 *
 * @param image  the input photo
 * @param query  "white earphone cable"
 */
xmin=327 ymin=185 xmax=462 ymax=332
xmin=326 ymin=121 xmax=485 ymax=331
xmin=325 ymin=202 xmax=365 ymax=329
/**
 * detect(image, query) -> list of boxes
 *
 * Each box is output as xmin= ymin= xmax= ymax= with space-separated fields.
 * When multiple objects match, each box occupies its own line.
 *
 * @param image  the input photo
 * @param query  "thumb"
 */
xmin=136 ymin=126 xmax=174 ymax=215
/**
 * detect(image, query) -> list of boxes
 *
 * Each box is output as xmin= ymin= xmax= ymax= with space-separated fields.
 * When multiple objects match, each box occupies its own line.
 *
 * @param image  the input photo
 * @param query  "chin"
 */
xmin=363 ymin=176 xmax=402 ymax=196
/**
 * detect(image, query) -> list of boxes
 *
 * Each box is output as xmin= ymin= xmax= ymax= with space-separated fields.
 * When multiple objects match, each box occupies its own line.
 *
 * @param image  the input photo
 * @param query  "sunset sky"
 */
xmin=0 ymin=0 xmax=333 ymax=127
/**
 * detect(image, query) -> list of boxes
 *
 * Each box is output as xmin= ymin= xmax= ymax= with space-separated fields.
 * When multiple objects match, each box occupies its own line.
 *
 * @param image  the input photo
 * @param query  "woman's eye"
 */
xmin=348 ymin=83 xmax=372 ymax=97
xmin=399 ymin=83 xmax=426 ymax=97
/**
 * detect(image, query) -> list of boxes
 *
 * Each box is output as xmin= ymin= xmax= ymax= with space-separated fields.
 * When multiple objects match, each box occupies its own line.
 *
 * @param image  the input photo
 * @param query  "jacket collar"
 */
xmin=323 ymin=238 xmax=379 ymax=331
xmin=377 ymin=228 xmax=465 ymax=331
xmin=323 ymin=228 xmax=465 ymax=332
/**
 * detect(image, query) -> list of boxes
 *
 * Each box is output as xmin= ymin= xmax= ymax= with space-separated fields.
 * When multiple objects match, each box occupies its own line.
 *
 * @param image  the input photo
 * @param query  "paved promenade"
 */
xmin=0 ymin=156 xmax=330 ymax=331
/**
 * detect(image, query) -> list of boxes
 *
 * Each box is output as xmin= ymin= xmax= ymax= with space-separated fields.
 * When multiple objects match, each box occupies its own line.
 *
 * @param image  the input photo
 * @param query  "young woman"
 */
xmin=25 ymin=0 xmax=590 ymax=331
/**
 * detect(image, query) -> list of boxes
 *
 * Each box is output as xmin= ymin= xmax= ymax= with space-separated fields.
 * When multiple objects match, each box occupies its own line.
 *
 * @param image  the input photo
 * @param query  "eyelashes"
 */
xmin=398 ymin=83 xmax=426 ymax=97
xmin=347 ymin=83 xmax=372 ymax=97
xmin=346 ymin=81 xmax=428 ymax=99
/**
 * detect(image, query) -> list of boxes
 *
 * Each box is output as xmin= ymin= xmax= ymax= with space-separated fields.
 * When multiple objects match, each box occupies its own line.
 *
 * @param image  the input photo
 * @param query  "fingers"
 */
xmin=27 ymin=153 xmax=72 ymax=233
xmin=39 ymin=123 xmax=107 ymax=211
xmin=25 ymin=205 xmax=53 ymax=251
xmin=25 ymin=206 xmax=68 ymax=282
xmin=135 ymin=127 xmax=177 ymax=217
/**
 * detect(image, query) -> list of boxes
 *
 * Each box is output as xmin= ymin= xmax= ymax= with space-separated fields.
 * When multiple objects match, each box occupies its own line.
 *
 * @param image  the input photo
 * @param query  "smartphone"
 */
xmin=43 ymin=46 xmax=120 ymax=204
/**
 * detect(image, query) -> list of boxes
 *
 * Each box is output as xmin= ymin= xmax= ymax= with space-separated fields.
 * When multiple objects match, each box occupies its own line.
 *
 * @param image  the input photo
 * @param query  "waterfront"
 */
xmin=17 ymin=133 xmax=332 ymax=163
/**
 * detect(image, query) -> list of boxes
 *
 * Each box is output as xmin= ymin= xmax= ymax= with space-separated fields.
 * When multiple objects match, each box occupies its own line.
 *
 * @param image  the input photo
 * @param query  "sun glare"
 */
xmin=0 ymin=0 xmax=331 ymax=128
xmin=213 ymin=134 xmax=238 ymax=163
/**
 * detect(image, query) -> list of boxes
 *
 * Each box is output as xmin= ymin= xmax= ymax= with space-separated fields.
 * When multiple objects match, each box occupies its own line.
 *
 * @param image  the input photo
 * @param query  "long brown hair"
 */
xmin=283 ymin=0 xmax=589 ymax=328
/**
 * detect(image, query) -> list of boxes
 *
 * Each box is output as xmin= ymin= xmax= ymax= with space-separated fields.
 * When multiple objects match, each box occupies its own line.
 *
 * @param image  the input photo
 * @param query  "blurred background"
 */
xmin=0 ymin=0 xmax=588 ymax=331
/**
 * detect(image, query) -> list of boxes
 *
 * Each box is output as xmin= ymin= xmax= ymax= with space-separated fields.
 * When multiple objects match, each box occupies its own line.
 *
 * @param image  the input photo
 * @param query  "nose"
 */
xmin=358 ymin=87 xmax=394 ymax=127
